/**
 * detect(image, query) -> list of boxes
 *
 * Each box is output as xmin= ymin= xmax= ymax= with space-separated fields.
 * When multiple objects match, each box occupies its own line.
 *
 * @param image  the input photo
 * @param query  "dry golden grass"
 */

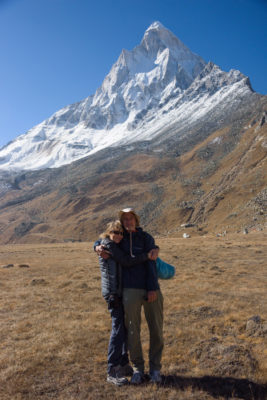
xmin=0 ymin=232 xmax=267 ymax=399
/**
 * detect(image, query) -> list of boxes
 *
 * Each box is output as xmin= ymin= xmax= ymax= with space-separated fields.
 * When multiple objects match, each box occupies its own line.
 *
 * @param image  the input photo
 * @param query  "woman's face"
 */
xmin=109 ymin=229 xmax=123 ymax=244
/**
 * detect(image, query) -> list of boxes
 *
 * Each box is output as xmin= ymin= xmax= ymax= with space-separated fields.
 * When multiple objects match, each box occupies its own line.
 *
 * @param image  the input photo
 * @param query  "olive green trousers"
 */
xmin=123 ymin=288 xmax=164 ymax=373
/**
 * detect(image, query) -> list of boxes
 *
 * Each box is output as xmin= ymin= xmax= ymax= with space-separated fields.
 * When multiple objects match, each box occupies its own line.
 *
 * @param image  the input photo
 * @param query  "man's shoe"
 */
xmin=118 ymin=363 xmax=133 ymax=377
xmin=150 ymin=370 xmax=162 ymax=384
xmin=130 ymin=371 xmax=144 ymax=385
xmin=107 ymin=366 xmax=128 ymax=386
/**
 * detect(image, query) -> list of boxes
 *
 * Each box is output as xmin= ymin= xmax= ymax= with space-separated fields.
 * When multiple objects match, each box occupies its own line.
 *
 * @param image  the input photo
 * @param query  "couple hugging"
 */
xmin=94 ymin=208 xmax=174 ymax=386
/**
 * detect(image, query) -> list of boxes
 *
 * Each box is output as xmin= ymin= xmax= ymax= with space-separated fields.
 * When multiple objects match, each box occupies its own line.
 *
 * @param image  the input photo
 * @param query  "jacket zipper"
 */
xmin=130 ymin=231 xmax=135 ymax=258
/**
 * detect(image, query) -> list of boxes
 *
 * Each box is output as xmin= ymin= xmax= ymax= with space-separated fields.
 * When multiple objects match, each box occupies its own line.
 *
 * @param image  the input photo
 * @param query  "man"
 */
xmin=96 ymin=208 xmax=164 ymax=384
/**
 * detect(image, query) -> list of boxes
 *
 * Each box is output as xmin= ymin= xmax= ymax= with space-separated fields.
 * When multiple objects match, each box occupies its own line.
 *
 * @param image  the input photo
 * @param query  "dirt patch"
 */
xmin=191 ymin=337 xmax=258 ymax=378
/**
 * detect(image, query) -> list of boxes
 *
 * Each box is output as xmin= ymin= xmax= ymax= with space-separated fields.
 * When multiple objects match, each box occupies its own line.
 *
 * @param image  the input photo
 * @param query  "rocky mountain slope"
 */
xmin=0 ymin=98 xmax=266 ymax=244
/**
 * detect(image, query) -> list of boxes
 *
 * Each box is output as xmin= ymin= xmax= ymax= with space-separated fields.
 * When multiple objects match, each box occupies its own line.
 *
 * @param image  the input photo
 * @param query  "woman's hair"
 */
xmin=100 ymin=220 xmax=123 ymax=239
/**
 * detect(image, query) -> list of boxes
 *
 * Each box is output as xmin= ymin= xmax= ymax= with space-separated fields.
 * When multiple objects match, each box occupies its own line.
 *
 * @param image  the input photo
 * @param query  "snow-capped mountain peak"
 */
xmin=140 ymin=21 xmax=205 ymax=79
xmin=141 ymin=21 xmax=185 ymax=55
xmin=0 ymin=22 xmax=255 ymax=171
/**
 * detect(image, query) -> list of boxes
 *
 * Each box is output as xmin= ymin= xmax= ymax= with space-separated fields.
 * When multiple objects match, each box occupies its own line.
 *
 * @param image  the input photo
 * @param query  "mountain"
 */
xmin=0 ymin=22 xmax=266 ymax=244
xmin=0 ymin=98 xmax=266 ymax=244
xmin=0 ymin=21 xmax=259 ymax=171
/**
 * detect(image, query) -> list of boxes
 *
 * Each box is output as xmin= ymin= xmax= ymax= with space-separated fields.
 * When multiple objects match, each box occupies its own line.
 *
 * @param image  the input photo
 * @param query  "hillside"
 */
xmin=0 ymin=97 xmax=266 ymax=244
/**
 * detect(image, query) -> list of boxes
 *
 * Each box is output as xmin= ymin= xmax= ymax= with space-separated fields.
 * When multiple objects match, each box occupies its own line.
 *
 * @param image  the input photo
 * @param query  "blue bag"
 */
xmin=156 ymin=257 xmax=175 ymax=279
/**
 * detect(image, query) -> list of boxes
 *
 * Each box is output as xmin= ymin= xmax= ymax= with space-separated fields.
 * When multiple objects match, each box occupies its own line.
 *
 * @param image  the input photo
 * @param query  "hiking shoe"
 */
xmin=118 ymin=363 xmax=133 ymax=377
xmin=150 ymin=370 xmax=162 ymax=384
xmin=130 ymin=371 xmax=144 ymax=385
xmin=107 ymin=366 xmax=128 ymax=386
xmin=107 ymin=374 xmax=128 ymax=386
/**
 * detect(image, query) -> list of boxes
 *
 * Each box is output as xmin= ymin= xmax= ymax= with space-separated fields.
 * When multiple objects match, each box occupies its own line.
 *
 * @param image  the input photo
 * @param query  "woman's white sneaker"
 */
xmin=107 ymin=374 xmax=128 ymax=386
xmin=107 ymin=366 xmax=128 ymax=386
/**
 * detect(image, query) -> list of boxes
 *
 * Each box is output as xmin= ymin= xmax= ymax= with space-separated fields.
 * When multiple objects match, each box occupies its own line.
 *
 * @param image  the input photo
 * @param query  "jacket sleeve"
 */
xmin=106 ymin=258 xmax=118 ymax=295
xmin=103 ymin=241 xmax=148 ymax=267
xmin=93 ymin=239 xmax=101 ymax=251
xmin=99 ymin=257 xmax=118 ymax=297
xmin=143 ymin=231 xmax=160 ymax=292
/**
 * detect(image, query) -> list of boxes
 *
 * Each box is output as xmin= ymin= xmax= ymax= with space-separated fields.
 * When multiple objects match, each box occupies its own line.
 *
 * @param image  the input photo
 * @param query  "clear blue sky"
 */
xmin=0 ymin=0 xmax=266 ymax=148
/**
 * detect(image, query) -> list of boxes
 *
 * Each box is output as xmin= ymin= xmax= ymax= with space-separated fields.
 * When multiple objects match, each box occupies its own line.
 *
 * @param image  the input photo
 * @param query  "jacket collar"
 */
xmin=123 ymin=227 xmax=143 ymax=236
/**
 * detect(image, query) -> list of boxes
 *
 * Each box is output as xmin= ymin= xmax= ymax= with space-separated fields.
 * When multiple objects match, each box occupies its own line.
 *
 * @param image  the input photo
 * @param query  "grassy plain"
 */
xmin=0 ymin=232 xmax=266 ymax=399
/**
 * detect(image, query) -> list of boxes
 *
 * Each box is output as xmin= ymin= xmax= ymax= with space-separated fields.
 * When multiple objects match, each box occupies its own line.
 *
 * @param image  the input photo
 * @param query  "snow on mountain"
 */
xmin=0 ymin=21 xmax=253 ymax=171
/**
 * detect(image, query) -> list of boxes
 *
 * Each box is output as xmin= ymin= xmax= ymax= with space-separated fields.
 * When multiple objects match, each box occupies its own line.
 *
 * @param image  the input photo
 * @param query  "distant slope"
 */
xmin=0 ymin=98 xmax=266 ymax=244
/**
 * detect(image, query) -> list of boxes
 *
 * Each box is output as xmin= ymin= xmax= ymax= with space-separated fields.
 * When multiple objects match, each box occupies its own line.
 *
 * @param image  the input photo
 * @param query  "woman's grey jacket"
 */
xmin=99 ymin=237 xmax=149 ymax=301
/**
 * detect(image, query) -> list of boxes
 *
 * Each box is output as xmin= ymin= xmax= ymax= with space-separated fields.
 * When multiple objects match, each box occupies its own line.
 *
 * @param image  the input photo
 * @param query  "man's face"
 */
xmin=121 ymin=212 xmax=137 ymax=232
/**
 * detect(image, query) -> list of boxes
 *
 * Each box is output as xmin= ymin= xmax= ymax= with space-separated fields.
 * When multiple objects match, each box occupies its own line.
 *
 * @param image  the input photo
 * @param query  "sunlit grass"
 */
xmin=0 ymin=233 xmax=266 ymax=399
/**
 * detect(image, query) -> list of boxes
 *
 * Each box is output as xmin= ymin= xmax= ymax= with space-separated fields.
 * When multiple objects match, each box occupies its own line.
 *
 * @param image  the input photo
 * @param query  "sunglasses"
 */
xmin=110 ymin=230 xmax=123 ymax=235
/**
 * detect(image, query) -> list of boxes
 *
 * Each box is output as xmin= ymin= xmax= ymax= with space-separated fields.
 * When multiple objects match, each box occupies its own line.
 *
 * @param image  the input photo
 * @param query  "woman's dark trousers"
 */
xmin=107 ymin=302 xmax=129 ymax=374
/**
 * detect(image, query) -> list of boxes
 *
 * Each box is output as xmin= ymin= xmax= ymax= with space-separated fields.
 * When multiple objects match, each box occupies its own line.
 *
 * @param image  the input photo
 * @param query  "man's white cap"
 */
xmin=119 ymin=208 xmax=140 ymax=227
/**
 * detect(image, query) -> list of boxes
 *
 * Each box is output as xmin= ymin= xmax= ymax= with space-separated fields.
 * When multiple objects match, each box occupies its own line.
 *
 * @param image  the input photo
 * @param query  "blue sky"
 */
xmin=0 ymin=0 xmax=266 ymax=148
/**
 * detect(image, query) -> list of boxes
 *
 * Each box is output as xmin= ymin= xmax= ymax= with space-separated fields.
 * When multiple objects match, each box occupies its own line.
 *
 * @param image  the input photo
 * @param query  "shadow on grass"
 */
xmin=161 ymin=375 xmax=267 ymax=400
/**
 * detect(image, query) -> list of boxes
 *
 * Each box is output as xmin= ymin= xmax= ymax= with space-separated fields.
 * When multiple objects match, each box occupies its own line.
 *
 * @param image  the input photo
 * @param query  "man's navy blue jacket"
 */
xmin=94 ymin=227 xmax=159 ymax=292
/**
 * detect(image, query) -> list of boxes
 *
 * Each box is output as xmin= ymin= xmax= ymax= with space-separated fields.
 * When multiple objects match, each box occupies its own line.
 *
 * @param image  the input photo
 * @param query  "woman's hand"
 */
xmin=108 ymin=294 xmax=121 ymax=309
xmin=95 ymin=245 xmax=111 ymax=259
xmin=148 ymin=248 xmax=159 ymax=260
